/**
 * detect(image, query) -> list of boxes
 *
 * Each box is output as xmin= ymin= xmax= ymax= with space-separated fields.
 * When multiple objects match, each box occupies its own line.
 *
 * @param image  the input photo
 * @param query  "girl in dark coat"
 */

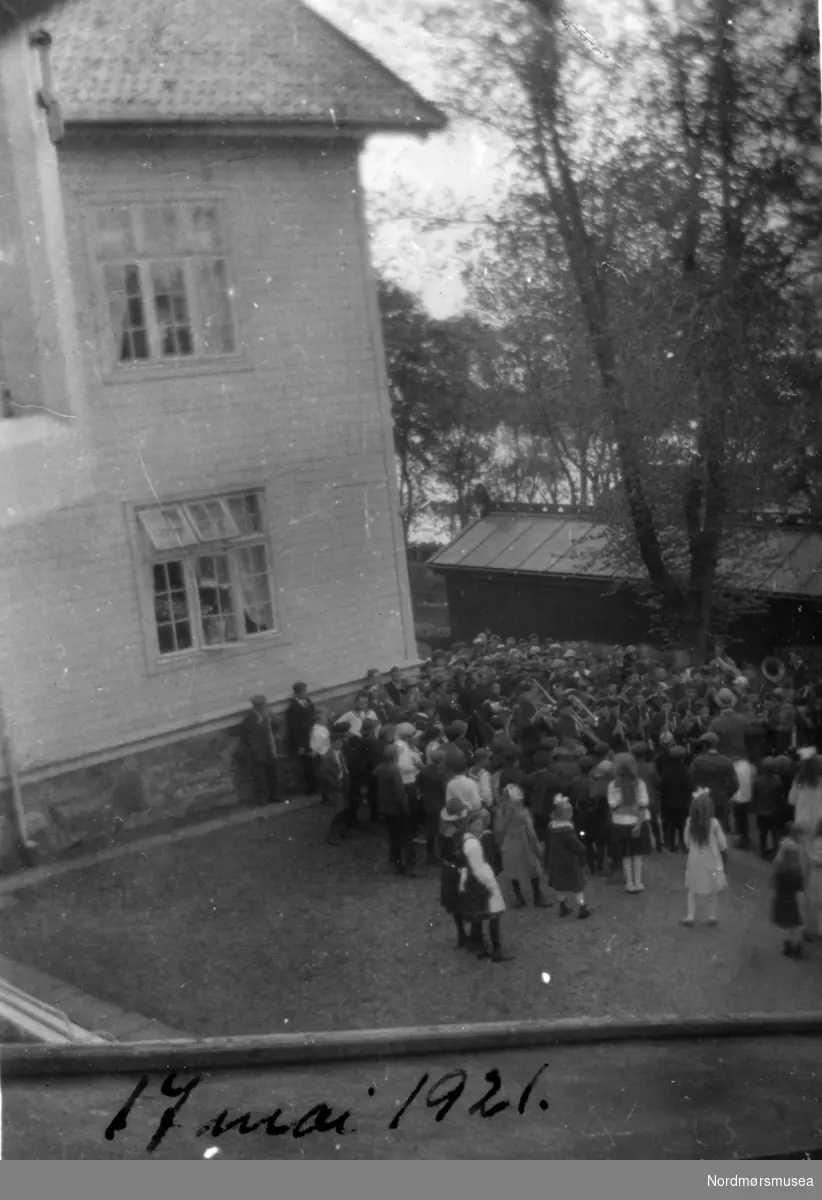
xmin=772 ymin=828 xmax=805 ymax=958
xmin=439 ymin=801 xmax=470 ymax=949
xmin=547 ymin=798 xmax=591 ymax=919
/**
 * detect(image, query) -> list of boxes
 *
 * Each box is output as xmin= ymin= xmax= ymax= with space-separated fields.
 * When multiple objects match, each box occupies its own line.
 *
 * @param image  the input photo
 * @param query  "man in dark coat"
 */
xmin=576 ymin=760 xmax=613 ymax=873
xmin=360 ymin=718 xmax=383 ymax=823
xmin=416 ymin=748 xmax=449 ymax=864
xmin=445 ymin=722 xmax=474 ymax=762
xmin=344 ymin=721 xmax=376 ymax=830
xmin=522 ymin=748 xmax=563 ymax=859
xmin=236 ymin=694 xmax=281 ymax=805
xmin=372 ymin=744 xmax=417 ymax=875
xmin=383 ymin=666 xmax=404 ymax=709
xmin=658 ymin=745 xmax=692 ymax=851
xmin=285 ymin=681 xmax=317 ymax=795
xmin=709 ymin=689 xmax=751 ymax=760
xmin=690 ymin=732 xmax=739 ymax=831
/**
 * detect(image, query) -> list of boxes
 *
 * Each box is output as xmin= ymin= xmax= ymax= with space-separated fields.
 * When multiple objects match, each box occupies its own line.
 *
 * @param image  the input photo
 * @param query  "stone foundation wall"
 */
xmin=0 ymin=683 xmax=374 ymax=871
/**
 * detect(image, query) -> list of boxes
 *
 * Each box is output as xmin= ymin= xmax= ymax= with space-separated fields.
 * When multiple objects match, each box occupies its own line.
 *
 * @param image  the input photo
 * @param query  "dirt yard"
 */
xmin=0 ymin=804 xmax=819 ymax=1039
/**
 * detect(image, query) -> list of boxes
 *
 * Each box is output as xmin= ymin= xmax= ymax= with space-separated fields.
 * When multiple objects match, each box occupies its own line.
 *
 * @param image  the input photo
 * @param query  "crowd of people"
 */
xmin=238 ymin=635 xmax=822 ymax=964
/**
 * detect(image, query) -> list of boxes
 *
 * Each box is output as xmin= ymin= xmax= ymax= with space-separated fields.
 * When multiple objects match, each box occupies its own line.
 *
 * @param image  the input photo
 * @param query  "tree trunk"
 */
xmin=530 ymin=99 xmax=677 ymax=601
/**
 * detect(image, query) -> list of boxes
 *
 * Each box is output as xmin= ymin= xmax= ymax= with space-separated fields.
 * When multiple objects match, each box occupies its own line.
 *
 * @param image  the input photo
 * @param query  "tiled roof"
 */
xmin=43 ymin=0 xmax=447 ymax=132
xmin=430 ymin=512 xmax=822 ymax=598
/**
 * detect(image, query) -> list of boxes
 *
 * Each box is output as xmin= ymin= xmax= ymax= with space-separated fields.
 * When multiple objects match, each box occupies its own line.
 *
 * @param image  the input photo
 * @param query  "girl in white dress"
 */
xmin=682 ymin=787 xmax=728 ymax=927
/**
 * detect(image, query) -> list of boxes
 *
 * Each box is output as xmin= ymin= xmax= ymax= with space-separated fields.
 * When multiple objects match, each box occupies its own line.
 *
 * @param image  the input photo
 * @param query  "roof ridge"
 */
xmin=298 ymin=0 xmax=446 ymax=129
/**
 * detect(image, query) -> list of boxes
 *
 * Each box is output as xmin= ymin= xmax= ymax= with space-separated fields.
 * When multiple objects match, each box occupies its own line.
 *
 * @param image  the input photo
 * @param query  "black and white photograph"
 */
xmin=0 ymin=0 xmax=822 ymax=1175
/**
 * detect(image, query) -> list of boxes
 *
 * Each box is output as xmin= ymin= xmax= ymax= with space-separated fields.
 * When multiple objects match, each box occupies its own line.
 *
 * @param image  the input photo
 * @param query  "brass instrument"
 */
xmin=761 ymin=656 xmax=786 ymax=685
xmin=567 ymin=691 xmax=598 ymax=726
xmin=532 ymin=680 xmax=558 ymax=713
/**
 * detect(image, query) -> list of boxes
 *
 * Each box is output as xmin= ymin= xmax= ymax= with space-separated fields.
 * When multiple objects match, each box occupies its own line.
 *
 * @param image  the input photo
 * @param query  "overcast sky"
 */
xmin=309 ymin=0 xmax=644 ymax=316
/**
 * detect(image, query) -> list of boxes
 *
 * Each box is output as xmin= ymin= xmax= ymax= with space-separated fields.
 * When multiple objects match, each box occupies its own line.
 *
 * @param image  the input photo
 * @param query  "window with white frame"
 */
xmin=92 ymin=201 xmax=238 ymax=366
xmin=137 ymin=491 xmax=276 ymax=656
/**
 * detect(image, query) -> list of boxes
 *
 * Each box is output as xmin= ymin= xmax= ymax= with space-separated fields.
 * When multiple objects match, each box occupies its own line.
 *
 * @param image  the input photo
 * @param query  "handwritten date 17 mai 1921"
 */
xmin=104 ymin=1063 xmax=551 ymax=1153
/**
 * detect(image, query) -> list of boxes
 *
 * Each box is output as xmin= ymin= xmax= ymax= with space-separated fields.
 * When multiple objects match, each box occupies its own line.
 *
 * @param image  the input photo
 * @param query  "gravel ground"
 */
xmin=0 ymin=804 xmax=820 ymax=1039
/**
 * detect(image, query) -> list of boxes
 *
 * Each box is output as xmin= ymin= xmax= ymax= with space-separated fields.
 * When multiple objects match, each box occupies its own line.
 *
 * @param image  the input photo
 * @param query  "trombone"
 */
xmin=567 ymin=691 xmax=598 ymax=727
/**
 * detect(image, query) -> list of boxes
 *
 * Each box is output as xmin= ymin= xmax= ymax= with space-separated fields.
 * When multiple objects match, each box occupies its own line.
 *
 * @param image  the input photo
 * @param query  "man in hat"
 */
xmin=709 ymin=688 xmax=749 ymax=757
xmin=236 ymin=694 xmax=282 ymax=805
xmin=318 ymin=721 xmax=351 ymax=845
xmin=690 ymin=732 xmax=739 ymax=831
xmin=384 ymin=666 xmax=404 ymax=709
xmin=286 ymin=682 xmax=317 ymax=796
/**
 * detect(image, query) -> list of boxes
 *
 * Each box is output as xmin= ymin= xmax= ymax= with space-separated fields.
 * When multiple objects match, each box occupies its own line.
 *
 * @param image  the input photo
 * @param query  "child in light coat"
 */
xmin=682 ymin=787 xmax=727 ymax=927
xmin=494 ymin=783 xmax=549 ymax=908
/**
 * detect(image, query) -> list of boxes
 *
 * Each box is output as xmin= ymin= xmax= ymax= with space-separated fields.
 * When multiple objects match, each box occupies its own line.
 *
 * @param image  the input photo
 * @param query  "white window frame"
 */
xmin=88 ymin=197 xmax=243 ymax=375
xmin=129 ymin=488 xmax=287 ymax=672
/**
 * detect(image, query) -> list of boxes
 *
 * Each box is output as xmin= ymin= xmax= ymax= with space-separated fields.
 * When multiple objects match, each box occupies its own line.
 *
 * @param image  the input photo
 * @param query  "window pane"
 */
xmin=190 ymin=205 xmax=221 ymax=251
xmin=140 ymin=506 xmax=200 ymax=551
xmin=196 ymin=259 xmax=236 ymax=355
xmin=151 ymin=262 xmax=194 ymax=358
xmin=141 ymin=204 xmax=181 ymax=255
xmin=236 ymin=543 xmax=274 ymax=635
xmin=166 ymin=559 xmax=185 ymax=588
xmin=195 ymin=554 xmax=238 ymax=645
xmin=152 ymin=559 xmax=192 ymax=654
xmin=184 ymin=499 xmax=239 ymax=542
xmin=227 ymin=492 xmax=263 ymax=535
xmin=104 ymin=264 xmax=149 ymax=362
xmin=94 ymin=206 xmax=134 ymax=258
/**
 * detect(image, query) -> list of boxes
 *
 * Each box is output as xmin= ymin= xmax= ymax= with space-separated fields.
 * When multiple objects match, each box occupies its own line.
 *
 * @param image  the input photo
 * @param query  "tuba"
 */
xmin=761 ymin=656 xmax=786 ymax=685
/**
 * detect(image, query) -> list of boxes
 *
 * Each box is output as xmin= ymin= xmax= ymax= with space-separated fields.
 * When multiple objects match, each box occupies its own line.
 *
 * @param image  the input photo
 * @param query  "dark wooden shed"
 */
xmin=429 ymin=505 xmax=822 ymax=657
